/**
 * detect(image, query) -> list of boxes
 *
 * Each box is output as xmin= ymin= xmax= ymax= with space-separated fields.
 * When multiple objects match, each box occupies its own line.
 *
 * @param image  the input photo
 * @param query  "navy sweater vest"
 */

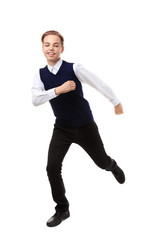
xmin=40 ymin=61 xmax=94 ymax=128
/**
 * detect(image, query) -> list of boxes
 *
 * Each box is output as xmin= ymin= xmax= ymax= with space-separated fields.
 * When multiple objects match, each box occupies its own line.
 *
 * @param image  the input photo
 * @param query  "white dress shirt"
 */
xmin=32 ymin=59 xmax=120 ymax=106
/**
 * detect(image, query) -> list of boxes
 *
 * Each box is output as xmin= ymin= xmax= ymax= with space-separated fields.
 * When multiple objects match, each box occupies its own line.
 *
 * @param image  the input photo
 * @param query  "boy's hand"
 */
xmin=55 ymin=81 xmax=76 ymax=95
xmin=114 ymin=103 xmax=124 ymax=115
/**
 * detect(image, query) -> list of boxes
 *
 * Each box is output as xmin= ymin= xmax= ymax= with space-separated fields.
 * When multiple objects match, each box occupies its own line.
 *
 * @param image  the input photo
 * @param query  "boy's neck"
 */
xmin=47 ymin=58 xmax=61 ymax=67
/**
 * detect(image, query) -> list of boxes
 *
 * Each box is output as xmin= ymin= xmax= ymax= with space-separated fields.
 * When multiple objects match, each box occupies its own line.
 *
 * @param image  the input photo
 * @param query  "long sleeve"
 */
xmin=73 ymin=64 xmax=120 ymax=106
xmin=32 ymin=70 xmax=57 ymax=106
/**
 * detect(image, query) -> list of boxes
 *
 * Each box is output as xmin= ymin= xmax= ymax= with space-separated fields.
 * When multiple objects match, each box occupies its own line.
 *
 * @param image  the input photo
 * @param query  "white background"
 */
xmin=0 ymin=0 xmax=160 ymax=239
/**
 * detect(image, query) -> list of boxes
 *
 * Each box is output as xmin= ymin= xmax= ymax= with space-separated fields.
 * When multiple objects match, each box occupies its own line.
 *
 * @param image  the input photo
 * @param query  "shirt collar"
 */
xmin=47 ymin=59 xmax=63 ymax=74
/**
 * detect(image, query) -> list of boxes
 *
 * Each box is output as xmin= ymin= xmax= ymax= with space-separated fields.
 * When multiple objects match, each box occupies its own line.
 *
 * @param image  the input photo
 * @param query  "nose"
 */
xmin=49 ymin=45 xmax=54 ymax=51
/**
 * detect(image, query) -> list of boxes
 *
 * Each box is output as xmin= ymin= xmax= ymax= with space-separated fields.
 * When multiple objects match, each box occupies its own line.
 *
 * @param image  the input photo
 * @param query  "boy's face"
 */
xmin=42 ymin=35 xmax=64 ymax=66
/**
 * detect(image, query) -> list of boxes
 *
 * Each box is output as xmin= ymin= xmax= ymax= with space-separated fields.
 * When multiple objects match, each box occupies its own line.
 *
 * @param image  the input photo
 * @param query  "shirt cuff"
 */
xmin=110 ymin=98 xmax=120 ymax=106
xmin=47 ymin=88 xmax=57 ymax=100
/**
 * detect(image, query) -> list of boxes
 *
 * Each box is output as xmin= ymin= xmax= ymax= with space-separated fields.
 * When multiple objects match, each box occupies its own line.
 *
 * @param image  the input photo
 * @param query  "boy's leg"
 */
xmin=46 ymin=126 xmax=71 ymax=213
xmin=77 ymin=122 xmax=125 ymax=183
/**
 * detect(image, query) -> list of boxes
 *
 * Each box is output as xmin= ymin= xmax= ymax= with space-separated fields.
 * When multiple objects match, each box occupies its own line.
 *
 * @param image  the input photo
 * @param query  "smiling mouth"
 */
xmin=48 ymin=52 xmax=55 ymax=56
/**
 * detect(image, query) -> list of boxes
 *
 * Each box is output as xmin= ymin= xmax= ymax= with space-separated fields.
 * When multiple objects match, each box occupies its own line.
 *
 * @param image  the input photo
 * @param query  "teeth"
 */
xmin=48 ymin=53 xmax=55 ymax=55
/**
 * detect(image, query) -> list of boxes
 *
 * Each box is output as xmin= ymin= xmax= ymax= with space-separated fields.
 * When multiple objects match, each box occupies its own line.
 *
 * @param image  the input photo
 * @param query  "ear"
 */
xmin=61 ymin=46 xmax=64 ymax=53
xmin=42 ymin=45 xmax=44 ymax=53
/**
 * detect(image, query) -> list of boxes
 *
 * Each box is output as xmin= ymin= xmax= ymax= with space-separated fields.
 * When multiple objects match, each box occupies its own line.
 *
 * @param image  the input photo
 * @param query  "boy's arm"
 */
xmin=32 ymin=71 xmax=76 ymax=106
xmin=73 ymin=64 xmax=123 ymax=114
xmin=31 ymin=71 xmax=57 ymax=106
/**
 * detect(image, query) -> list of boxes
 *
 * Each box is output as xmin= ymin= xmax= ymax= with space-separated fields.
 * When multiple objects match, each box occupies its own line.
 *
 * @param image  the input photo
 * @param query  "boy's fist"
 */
xmin=114 ymin=103 xmax=124 ymax=115
xmin=55 ymin=81 xmax=76 ymax=95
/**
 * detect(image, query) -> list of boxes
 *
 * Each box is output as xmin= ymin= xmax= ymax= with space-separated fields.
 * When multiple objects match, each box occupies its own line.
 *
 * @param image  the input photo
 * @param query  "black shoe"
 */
xmin=112 ymin=165 xmax=125 ymax=184
xmin=46 ymin=210 xmax=70 ymax=227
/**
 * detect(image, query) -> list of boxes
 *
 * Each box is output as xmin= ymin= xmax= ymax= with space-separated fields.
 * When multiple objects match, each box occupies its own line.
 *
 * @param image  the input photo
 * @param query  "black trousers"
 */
xmin=46 ymin=121 xmax=117 ymax=212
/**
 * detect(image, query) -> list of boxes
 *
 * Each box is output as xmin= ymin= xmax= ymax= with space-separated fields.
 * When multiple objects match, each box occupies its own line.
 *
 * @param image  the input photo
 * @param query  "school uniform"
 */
xmin=32 ymin=59 xmax=125 ymax=226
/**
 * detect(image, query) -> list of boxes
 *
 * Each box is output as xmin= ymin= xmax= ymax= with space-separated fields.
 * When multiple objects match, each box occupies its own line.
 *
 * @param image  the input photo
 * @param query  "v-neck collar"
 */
xmin=47 ymin=59 xmax=63 ymax=75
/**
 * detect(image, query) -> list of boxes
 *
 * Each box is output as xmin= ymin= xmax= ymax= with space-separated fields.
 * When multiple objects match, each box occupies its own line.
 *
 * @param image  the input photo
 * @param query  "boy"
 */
xmin=32 ymin=30 xmax=125 ymax=227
